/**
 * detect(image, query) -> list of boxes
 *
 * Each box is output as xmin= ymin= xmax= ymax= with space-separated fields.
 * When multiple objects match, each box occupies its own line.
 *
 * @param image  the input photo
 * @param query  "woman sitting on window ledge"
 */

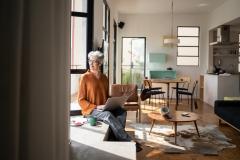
xmin=77 ymin=51 xmax=142 ymax=152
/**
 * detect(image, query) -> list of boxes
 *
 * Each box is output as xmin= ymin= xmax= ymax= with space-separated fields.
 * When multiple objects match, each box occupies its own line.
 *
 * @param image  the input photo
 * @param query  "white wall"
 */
xmin=94 ymin=0 xmax=240 ymax=97
xmin=93 ymin=0 xmax=103 ymax=50
xmin=208 ymin=0 xmax=240 ymax=30
xmin=93 ymin=0 xmax=119 ymax=85
xmin=117 ymin=13 xmax=208 ymax=96
xmin=106 ymin=0 xmax=119 ymax=85
xmin=206 ymin=0 xmax=240 ymax=72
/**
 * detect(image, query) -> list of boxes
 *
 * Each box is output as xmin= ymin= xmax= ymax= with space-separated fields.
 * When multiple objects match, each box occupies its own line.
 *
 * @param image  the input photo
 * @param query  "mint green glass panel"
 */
xmin=149 ymin=53 xmax=166 ymax=63
xmin=150 ymin=70 xmax=176 ymax=79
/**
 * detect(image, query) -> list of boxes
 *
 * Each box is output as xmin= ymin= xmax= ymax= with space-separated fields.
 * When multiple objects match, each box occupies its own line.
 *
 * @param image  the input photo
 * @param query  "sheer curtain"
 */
xmin=1 ymin=0 xmax=70 ymax=160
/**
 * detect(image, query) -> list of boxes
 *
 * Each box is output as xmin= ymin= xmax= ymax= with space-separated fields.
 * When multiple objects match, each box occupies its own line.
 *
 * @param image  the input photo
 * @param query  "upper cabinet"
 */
xmin=209 ymin=25 xmax=240 ymax=74
xmin=149 ymin=53 xmax=166 ymax=63
xmin=210 ymin=26 xmax=234 ymax=45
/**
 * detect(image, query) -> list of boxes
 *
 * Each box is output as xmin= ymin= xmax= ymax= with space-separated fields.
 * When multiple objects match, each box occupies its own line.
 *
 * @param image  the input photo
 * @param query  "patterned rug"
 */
xmin=129 ymin=123 xmax=236 ymax=155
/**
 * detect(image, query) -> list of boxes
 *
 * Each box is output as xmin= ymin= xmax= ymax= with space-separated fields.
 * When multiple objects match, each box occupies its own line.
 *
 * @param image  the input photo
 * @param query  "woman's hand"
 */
xmin=96 ymin=105 xmax=105 ymax=110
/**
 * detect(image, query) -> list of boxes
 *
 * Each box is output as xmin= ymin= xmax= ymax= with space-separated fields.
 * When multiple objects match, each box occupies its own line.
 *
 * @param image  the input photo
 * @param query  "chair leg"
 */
xmin=219 ymin=119 xmax=222 ymax=125
xmin=194 ymin=99 xmax=198 ymax=109
xmin=143 ymin=100 xmax=145 ymax=109
xmin=139 ymin=109 xmax=141 ymax=123
xmin=161 ymin=94 xmax=164 ymax=106
xmin=170 ymin=89 xmax=174 ymax=103
xmin=155 ymin=95 xmax=156 ymax=107
xmin=178 ymin=92 xmax=181 ymax=102
xmin=162 ymin=94 xmax=166 ymax=106
xmin=191 ymin=96 xmax=193 ymax=111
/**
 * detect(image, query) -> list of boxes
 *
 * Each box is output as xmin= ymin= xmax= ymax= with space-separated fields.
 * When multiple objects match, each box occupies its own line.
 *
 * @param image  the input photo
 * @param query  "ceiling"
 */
xmin=114 ymin=0 xmax=228 ymax=14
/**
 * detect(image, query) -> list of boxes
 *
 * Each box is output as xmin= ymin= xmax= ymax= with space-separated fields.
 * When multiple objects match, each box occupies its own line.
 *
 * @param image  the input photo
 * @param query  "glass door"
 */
xmin=121 ymin=37 xmax=146 ymax=88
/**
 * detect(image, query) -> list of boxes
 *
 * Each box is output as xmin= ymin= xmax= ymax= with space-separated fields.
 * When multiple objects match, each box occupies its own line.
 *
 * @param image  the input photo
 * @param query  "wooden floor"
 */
xmin=125 ymin=99 xmax=240 ymax=160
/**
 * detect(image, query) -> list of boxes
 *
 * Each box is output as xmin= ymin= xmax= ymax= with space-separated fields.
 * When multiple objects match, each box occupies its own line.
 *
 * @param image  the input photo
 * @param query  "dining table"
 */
xmin=151 ymin=78 xmax=185 ymax=110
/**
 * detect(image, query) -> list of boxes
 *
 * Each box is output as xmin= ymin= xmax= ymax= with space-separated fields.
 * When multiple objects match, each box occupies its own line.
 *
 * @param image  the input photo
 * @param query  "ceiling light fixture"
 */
xmin=163 ymin=0 xmax=180 ymax=45
xmin=198 ymin=3 xmax=208 ymax=7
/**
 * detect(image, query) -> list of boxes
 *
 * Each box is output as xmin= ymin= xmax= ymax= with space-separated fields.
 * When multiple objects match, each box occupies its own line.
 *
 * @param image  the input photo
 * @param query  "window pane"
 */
xmin=122 ymin=38 xmax=132 ymax=65
xmin=131 ymin=39 xmax=145 ymax=65
xmin=103 ymin=41 xmax=109 ymax=76
xmin=178 ymin=37 xmax=199 ymax=46
xmin=103 ymin=3 xmax=105 ymax=28
xmin=178 ymin=47 xmax=198 ymax=56
xmin=239 ymin=34 xmax=240 ymax=43
xmin=177 ymin=57 xmax=199 ymax=66
xmin=178 ymin=27 xmax=199 ymax=36
xmin=122 ymin=38 xmax=145 ymax=66
xmin=106 ymin=10 xmax=109 ymax=35
xmin=121 ymin=37 xmax=145 ymax=87
xmin=122 ymin=66 xmax=144 ymax=88
xmin=71 ymin=74 xmax=82 ymax=111
xmin=71 ymin=0 xmax=87 ymax=12
xmin=71 ymin=17 xmax=87 ymax=69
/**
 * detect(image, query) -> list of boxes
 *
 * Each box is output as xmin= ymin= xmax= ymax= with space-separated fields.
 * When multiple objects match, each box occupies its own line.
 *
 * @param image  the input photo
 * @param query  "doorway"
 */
xmin=121 ymin=37 xmax=146 ymax=88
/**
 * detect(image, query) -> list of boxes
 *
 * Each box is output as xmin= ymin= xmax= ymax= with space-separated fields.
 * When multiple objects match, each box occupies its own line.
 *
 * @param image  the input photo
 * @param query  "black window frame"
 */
xmin=71 ymin=0 xmax=94 ymax=74
xmin=238 ymin=34 xmax=240 ymax=72
xmin=177 ymin=26 xmax=200 ymax=66
xmin=121 ymin=37 xmax=146 ymax=88
xmin=70 ymin=0 xmax=94 ymax=115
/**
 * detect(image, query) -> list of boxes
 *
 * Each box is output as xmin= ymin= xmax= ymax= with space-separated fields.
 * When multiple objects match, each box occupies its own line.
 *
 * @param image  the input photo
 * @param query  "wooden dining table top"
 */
xmin=151 ymin=78 xmax=185 ymax=83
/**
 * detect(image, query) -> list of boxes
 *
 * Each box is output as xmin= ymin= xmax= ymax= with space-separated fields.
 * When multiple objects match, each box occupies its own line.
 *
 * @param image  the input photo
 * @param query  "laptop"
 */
xmin=99 ymin=89 xmax=135 ymax=111
xmin=100 ymin=96 xmax=128 ymax=111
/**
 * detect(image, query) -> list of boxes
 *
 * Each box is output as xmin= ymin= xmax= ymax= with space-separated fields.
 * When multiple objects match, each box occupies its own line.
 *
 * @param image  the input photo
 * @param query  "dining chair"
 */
xmin=177 ymin=80 xmax=198 ymax=111
xmin=142 ymin=79 xmax=166 ymax=108
xmin=170 ymin=76 xmax=191 ymax=102
xmin=110 ymin=84 xmax=141 ymax=122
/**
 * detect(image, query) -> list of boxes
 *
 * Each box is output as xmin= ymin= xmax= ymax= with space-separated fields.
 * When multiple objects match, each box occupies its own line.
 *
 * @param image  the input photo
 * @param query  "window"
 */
xmin=177 ymin=26 xmax=200 ymax=66
xmin=102 ymin=0 xmax=110 ymax=77
xmin=70 ymin=0 xmax=93 ymax=114
xmin=121 ymin=37 xmax=146 ymax=88
xmin=71 ymin=0 xmax=93 ymax=71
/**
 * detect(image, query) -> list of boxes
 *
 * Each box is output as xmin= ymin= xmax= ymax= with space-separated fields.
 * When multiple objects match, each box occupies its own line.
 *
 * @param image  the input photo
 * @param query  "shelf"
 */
xmin=213 ymin=54 xmax=238 ymax=57
xmin=211 ymin=43 xmax=239 ymax=48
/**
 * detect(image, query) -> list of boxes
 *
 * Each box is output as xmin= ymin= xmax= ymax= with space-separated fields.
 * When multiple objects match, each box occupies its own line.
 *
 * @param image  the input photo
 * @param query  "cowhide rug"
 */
xmin=129 ymin=123 xmax=236 ymax=155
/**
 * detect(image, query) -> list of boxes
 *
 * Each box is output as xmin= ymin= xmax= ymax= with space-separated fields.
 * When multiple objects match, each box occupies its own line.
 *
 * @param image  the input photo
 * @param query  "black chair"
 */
xmin=177 ymin=80 xmax=198 ymax=111
xmin=170 ymin=77 xmax=191 ymax=102
xmin=142 ymin=79 xmax=165 ymax=108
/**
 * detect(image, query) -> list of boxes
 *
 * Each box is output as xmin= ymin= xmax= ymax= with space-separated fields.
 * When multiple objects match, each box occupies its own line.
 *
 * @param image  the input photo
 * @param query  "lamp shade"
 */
xmin=163 ymin=0 xmax=179 ymax=46
xmin=163 ymin=37 xmax=180 ymax=44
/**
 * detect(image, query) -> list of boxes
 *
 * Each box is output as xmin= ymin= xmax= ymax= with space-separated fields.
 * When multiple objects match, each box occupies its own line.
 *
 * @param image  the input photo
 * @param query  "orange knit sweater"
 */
xmin=78 ymin=71 xmax=109 ymax=115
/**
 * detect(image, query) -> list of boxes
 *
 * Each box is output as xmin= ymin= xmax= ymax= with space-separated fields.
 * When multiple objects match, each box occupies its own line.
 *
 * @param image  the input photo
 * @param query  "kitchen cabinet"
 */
xmin=212 ymin=43 xmax=239 ymax=73
xmin=204 ymin=74 xmax=240 ymax=107
xmin=208 ymin=25 xmax=240 ymax=74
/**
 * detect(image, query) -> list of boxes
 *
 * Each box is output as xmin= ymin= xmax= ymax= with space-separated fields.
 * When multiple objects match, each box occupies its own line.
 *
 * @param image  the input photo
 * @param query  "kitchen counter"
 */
xmin=206 ymin=73 xmax=239 ymax=76
xmin=204 ymin=74 xmax=240 ymax=107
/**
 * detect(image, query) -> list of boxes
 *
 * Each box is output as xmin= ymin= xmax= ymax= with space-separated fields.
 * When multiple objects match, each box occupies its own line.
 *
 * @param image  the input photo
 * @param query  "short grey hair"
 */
xmin=88 ymin=51 xmax=104 ymax=65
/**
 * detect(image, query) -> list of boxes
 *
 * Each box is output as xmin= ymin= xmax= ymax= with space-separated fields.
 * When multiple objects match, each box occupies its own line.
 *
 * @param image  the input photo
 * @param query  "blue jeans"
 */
xmin=91 ymin=107 xmax=132 ymax=141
